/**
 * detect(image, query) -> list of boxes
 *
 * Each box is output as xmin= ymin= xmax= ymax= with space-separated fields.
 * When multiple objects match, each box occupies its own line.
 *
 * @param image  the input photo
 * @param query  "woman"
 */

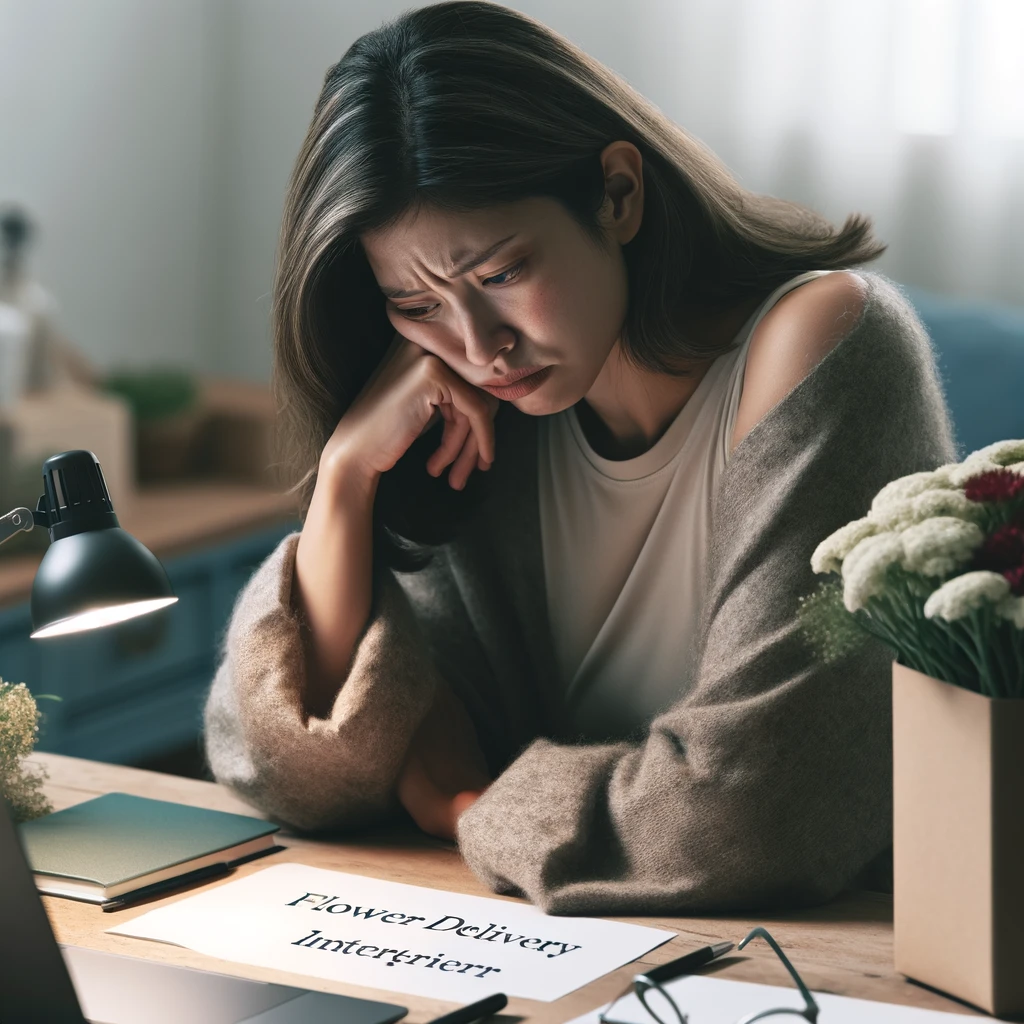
xmin=204 ymin=0 xmax=955 ymax=914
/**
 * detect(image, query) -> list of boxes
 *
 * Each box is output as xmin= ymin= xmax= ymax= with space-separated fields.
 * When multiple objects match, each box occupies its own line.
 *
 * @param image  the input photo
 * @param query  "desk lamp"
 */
xmin=0 ymin=449 xmax=176 ymax=637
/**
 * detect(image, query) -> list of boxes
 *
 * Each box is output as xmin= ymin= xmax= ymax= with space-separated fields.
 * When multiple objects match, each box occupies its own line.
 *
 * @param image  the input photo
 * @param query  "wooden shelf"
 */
xmin=0 ymin=481 xmax=299 ymax=608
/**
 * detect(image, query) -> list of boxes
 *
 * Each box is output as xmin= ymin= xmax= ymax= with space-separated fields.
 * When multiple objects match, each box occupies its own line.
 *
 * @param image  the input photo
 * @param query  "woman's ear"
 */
xmin=598 ymin=140 xmax=644 ymax=245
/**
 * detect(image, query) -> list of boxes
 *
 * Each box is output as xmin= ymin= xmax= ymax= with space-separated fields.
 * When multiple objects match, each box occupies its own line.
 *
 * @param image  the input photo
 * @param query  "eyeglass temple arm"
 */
xmin=738 ymin=927 xmax=819 ymax=1017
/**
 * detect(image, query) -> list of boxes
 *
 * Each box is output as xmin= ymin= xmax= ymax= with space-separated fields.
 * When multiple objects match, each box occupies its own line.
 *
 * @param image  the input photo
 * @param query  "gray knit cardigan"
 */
xmin=203 ymin=272 xmax=956 ymax=915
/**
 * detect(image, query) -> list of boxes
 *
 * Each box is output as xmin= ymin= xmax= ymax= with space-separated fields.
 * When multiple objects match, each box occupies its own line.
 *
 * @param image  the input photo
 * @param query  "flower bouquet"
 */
xmin=798 ymin=438 xmax=1024 ymax=1017
xmin=798 ymin=438 xmax=1024 ymax=696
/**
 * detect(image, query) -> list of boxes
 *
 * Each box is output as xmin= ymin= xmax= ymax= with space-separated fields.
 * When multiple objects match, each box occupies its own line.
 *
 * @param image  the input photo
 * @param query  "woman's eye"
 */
xmin=483 ymin=259 xmax=525 ymax=286
xmin=394 ymin=260 xmax=525 ymax=320
xmin=398 ymin=304 xmax=437 ymax=320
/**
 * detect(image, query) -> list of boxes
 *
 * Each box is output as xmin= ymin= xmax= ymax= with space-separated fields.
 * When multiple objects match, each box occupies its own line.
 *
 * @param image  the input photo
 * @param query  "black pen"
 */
xmin=100 ymin=844 xmax=284 ymax=912
xmin=426 ymin=992 xmax=508 ymax=1024
xmin=100 ymin=862 xmax=232 ymax=912
xmin=641 ymin=941 xmax=735 ymax=985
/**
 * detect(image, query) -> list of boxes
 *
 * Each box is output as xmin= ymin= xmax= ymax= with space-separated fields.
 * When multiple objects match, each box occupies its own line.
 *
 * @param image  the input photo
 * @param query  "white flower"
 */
xmin=964 ymin=439 xmax=1024 ymax=468
xmin=899 ymin=517 xmax=984 ymax=577
xmin=842 ymin=533 xmax=904 ymax=612
xmin=811 ymin=517 xmax=878 ymax=574
xmin=924 ymin=572 xmax=1011 ymax=622
xmin=950 ymin=440 xmax=1024 ymax=486
xmin=913 ymin=489 xmax=986 ymax=522
xmin=870 ymin=467 xmax=957 ymax=512
xmin=869 ymin=489 xmax=985 ymax=532
xmin=948 ymin=460 xmax=999 ymax=486
xmin=996 ymin=595 xmax=1024 ymax=629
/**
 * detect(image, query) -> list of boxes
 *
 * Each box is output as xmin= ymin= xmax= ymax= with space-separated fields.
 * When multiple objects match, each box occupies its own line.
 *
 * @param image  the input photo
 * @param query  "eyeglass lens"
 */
xmin=637 ymin=980 xmax=688 ymax=1024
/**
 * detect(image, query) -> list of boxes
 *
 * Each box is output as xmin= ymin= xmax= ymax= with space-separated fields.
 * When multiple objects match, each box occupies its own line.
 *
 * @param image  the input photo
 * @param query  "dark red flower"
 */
xmin=963 ymin=468 xmax=1024 ymax=503
xmin=1005 ymin=565 xmax=1024 ymax=597
xmin=972 ymin=524 xmax=1024 ymax=572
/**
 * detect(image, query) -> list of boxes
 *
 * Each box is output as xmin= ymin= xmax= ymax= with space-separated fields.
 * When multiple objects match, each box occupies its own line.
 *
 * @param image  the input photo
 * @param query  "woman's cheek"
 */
xmin=395 ymin=321 xmax=463 ymax=370
xmin=386 ymin=310 xmax=431 ymax=351
xmin=385 ymin=307 xmax=408 ymax=338
xmin=514 ymin=279 xmax=560 ymax=334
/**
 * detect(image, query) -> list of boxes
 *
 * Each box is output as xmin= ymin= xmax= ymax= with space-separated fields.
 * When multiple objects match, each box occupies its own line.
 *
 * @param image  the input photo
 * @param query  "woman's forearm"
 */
xmin=292 ymin=454 xmax=379 ymax=716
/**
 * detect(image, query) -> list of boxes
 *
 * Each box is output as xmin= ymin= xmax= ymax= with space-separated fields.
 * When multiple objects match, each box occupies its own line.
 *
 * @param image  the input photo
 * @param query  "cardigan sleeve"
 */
xmin=203 ymin=531 xmax=444 ymax=831
xmin=455 ymin=275 xmax=958 ymax=914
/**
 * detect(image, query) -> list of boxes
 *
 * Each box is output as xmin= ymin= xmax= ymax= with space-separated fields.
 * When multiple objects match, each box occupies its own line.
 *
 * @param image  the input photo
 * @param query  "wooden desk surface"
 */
xmin=29 ymin=753 xmax=979 ymax=1023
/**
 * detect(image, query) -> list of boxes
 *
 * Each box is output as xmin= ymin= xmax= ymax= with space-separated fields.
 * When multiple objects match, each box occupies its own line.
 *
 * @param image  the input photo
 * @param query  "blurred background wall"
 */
xmin=2 ymin=0 xmax=1022 ymax=383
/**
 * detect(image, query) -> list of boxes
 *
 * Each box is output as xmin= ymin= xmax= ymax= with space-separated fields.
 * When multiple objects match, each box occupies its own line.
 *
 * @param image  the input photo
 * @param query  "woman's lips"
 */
xmin=478 ymin=365 xmax=553 ymax=400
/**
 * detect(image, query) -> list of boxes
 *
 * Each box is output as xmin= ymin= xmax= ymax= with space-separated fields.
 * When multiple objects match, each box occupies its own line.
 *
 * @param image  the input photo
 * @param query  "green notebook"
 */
xmin=18 ymin=792 xmax=280 ymax=903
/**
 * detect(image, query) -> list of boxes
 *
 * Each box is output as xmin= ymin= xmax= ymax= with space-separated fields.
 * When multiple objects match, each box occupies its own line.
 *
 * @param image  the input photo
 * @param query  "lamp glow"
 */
xmin=30 ymin=597 xmax=179 ymax=639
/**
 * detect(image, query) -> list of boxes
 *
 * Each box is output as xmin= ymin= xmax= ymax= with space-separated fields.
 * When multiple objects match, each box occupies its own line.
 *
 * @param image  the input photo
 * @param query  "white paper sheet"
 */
xmin=568 ymin=972 xmax=987 ymax=1023
xmin=106 ymin=862 xmax=674 ymax=1002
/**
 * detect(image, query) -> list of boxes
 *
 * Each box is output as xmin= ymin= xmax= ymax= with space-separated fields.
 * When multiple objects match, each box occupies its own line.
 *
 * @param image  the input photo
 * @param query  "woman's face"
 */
xmin=360 ymin=195 xmax=630 ymax=415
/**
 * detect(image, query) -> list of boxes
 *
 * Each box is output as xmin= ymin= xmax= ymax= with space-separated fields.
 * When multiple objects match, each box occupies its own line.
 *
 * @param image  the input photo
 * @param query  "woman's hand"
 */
xmin=321 ymin=332 xmax=500 ymax=492
xmin=292 ymin=334 xmax=497 ymax=713
xmin=397 ymin=683 xmax=492 ymax=841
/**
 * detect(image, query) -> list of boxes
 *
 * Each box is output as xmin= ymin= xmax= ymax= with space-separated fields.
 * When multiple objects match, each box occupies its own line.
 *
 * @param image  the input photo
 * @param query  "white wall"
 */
xmin=210 ymin=0 xmax=415 ymax=381
xmin=0 ymin=0 xmax=223 ymax=373
xmin=2 ymin=1 xmax=1021 ymax=384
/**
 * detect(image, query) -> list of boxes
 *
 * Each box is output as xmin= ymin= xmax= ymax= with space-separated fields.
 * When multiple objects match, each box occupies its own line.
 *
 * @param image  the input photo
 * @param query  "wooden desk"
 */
xmin=30 ymin=753 xmax=979 ymax=1023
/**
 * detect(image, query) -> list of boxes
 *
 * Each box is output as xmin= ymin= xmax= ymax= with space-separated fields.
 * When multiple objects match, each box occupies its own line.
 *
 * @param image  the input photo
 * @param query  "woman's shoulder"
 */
xmin=732 ymin=269 xmax=941 ymax=453
xmin=731 ymin=270 xmax=869 ymax=453
xmin=730 ymin=268 xmax=953 ymax=463
xmin=820 ymin=269 xmax=946 ymax=386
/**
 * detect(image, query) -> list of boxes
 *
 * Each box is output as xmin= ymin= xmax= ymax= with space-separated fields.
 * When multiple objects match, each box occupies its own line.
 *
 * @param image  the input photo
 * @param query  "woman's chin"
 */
xmin=512 ymin=379 xmax=577 ymax=416
xmin=513 ymin=393 xmax=563 ymax=415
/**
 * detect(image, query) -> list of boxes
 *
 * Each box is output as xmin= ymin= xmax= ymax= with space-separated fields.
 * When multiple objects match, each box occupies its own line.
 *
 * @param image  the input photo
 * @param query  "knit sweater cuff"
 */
xmin=455 ymin=737 xmax=628 ymax=911
xmin=204 ymin=531 xmax=438 ymax=831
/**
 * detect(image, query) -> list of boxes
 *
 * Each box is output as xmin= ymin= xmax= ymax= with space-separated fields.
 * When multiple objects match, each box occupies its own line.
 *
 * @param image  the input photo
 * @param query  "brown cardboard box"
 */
xmin=0 ymin=384 xmax=134 ymax=515
xmin=893 ymin=661 xmax=1024 ymax=1016
xmin=195 ymin=378 xmax=285 ymax=488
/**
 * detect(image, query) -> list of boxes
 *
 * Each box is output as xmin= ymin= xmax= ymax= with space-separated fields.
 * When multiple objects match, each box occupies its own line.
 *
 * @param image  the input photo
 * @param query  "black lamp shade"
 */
xmin=28 ymin=451 xmax=176 ymax=638
xmin=31 ymin=528 xmax=176 ymax=638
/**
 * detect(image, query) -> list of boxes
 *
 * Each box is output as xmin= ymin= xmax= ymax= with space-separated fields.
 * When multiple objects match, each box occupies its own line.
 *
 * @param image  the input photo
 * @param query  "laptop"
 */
xmin=0 ymin=796 xmax=409 ymax=1024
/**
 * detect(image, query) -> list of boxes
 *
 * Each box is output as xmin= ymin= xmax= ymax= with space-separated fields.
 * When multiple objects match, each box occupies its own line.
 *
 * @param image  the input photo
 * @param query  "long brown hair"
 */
xmin=272 ymin=0 xmax=885 ymax=570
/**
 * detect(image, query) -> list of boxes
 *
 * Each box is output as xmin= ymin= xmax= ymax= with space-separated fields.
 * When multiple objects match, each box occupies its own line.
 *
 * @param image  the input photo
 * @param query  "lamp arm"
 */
xmin=0 ymin=506 xmax=47 ymax=548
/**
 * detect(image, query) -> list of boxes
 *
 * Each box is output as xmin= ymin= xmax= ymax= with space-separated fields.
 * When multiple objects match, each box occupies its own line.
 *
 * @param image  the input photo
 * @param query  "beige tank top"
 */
xmin=538 ymin=270 xmax=834 ymax=741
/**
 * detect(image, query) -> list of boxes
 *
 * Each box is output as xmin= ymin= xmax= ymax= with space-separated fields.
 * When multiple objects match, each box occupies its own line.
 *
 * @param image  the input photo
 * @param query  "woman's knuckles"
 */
xmin=324 ymin=336 xmax=498 ymax=488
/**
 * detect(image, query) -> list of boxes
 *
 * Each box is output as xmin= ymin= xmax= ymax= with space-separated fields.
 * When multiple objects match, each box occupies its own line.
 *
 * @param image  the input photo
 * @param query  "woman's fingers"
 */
xmin=398 ymin=771 xmax=482 ymax=841
xmin=460 ymin=388 xmax=499 ymax=466
xmin=451 ymin=789 xmax=485 ymax=825
xmin=427 ymin=410 xmax=471 ymax=477
xmin=425 ymin=380 xmax=497 ymax=485
xmin=447 ymin=431 xmax=480 ymax=491
xmin=397 ymin=751 xmax=456 ymax=841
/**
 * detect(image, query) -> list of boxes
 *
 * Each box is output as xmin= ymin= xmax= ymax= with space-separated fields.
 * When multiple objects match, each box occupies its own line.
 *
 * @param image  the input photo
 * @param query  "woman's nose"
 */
xmin=459 ymin=302 xmax=514 ymax=367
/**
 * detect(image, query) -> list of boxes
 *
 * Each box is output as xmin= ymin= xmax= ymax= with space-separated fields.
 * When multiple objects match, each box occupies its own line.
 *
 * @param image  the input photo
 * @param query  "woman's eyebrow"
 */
xmin=380 ymin=234 xmax=518 ymax=299
xmin=448 ymin=234 xmax=518 ymax=276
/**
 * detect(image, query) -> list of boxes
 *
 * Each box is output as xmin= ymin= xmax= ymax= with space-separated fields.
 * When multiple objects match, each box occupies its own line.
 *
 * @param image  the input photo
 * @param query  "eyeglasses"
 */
xmin=599 ymin=926 xmax=819 ymax=1024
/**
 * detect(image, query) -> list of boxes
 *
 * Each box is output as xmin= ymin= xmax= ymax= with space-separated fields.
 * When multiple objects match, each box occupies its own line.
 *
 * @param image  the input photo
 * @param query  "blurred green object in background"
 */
xmin=102 ymin=368 xmax=199 ymax=422
xmin=103 ymin=369 xmax=203 ymax=482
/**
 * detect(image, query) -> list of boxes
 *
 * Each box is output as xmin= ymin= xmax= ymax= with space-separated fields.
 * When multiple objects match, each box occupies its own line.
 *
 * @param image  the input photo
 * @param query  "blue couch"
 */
xmin=903 ymin=285 xmax=1024 ymax=460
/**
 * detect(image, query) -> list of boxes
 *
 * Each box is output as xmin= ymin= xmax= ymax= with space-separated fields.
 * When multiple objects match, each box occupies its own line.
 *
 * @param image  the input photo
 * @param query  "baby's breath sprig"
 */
xmin=796 ymin=578 xmax=871 ymax=664
xmin=0 ymin=679 xmax=54 ymax=823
